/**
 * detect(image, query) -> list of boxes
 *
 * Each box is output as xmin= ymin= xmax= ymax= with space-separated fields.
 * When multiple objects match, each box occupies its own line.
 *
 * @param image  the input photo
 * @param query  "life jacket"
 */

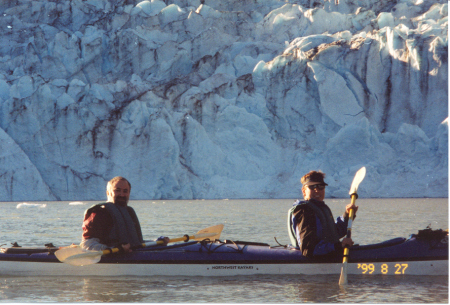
xmin=85 ymin=203 xmax=144 ymax=247
xmin=287 ymin=199 xmax=341 ymax=248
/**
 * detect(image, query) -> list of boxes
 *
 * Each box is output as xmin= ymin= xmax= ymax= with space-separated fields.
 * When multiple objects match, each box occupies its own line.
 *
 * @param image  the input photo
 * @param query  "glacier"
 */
xmin=0 ymin=0 xmax=447 ymax=201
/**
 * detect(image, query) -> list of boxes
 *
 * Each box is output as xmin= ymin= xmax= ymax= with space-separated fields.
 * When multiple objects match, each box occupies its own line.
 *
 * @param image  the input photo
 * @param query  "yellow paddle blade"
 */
xmin=168 ymin=224 xmax=225 ymax=243
xmin=195 ymin=224 xmax=224 ymax=240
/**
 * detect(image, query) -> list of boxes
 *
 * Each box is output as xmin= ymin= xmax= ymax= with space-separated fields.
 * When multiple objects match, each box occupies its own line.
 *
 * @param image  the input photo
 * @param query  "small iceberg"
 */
xmin=69 ymin=201 xmax=85 ymax=205
xmin=16 ymin=202 xmax=47 ymax=209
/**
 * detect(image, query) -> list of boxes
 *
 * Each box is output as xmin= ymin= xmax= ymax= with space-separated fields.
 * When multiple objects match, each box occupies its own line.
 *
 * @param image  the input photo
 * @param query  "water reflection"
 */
xmin=81 ymin=278 xmax=155 ymax=302
xmin=0 ymin=274 xmax=447 ymax=303
xmin=78 ymin=275 xmax=449 ymax=303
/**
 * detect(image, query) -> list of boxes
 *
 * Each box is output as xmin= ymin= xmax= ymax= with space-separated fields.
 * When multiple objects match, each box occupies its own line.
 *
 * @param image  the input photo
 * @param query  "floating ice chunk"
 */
xmin=16 ymin=203 xmax=47 ymax=209
xmin=69 ymin=201 xmax=85 ymax=205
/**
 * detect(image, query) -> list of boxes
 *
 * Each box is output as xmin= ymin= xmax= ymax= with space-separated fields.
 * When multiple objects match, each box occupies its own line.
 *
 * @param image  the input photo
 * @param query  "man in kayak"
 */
xmin=287 ymin=171 xmax=357 ymax=257
xmin=80 ymin=176 xmax=169 ymax=252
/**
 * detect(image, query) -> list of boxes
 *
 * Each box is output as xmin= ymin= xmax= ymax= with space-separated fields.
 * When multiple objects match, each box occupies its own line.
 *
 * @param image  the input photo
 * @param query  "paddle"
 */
xmin=55 ymin=224 xmax=224 ymax=266
xmin=339 ymin=167 xmax=366 ymax=286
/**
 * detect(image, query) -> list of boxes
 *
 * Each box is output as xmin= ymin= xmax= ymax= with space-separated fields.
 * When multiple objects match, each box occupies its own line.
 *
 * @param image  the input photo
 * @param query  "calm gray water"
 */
xmin=0 ymin=198 xmax=448 ymax=303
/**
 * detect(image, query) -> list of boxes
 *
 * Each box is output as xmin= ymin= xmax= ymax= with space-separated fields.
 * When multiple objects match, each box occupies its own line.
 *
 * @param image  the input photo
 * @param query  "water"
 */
xmin=0 ymin=198 xmax=448 ymax=303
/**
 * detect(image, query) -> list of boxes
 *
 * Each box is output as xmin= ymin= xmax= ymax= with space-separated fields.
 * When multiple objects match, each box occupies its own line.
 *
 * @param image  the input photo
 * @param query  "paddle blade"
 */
xmin=55 ymin=245 xmax=84 ymax=262
xmin=165 ymin=224 xmax=225 ymax=243
xmin=339 ymin=261 xmax=348 ymax=285
xmin=195 ymin=224 xmax=224 ymax=240
xmin=55 ymin=245 xmax=103 ymax=266
xmin=349 ymin=167 xmax=366 ymax=195
xmin=63 ymin=252 xmax=102 ymax=266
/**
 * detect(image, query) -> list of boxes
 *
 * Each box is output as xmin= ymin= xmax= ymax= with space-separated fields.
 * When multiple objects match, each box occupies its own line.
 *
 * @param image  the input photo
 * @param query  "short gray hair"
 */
xmin=107 ymin=176 xmax=131 ymax=192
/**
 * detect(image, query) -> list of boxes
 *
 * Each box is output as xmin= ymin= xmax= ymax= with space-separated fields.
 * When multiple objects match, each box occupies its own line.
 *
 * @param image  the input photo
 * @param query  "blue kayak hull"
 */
xmin=0 ymin=230 xmax=447 ymax=276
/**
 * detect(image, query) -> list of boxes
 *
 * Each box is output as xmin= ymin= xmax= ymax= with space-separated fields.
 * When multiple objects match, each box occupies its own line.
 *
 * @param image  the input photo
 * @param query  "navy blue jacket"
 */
xmin=288 ymin=199 xmax=349 ymax=257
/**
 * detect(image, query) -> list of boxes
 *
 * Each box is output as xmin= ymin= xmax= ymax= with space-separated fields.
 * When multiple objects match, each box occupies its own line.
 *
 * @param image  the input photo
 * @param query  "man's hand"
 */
xmin=341 ymin=237 xmax=354 ymax=248
xmin=161 ymin=237 xmax=170 ymax=246
xmin=345 ymin=202 xmax=358 ymax=215
xmin=121 ymin=243 xmax=132 ymax=252
xmin=156 ymin=236 xmax=170 ymax=246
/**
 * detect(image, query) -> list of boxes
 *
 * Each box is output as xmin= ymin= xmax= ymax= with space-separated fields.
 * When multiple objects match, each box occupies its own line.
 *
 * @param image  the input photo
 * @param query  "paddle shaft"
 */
xmin=339 ymin=167 xmax=366 ymax=285
xmin=342 ymin=193 xmax=357 ymax=263
xmin=104 ymin=241 xmax=160 ymax=255
xmin=103 ymin=233 xmax=214 ymax=255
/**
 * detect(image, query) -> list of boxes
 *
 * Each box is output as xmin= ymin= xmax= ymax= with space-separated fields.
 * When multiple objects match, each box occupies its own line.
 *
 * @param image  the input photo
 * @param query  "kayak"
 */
xmin=0 ymin=228 xmax=447 ymax=277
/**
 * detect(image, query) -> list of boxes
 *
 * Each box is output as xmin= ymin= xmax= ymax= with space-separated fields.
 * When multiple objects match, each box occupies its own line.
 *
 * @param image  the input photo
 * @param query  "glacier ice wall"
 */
xmin=0 ymin=0 xmax=447 ymax=201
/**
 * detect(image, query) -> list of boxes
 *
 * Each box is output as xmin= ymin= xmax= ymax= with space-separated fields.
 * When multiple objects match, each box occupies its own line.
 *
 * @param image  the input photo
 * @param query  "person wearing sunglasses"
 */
xmin=287 ymin=171 xmax=357 ymax=257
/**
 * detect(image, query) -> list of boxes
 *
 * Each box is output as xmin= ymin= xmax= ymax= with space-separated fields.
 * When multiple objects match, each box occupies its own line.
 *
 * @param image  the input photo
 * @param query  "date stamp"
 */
xmin=357 ymin=263 xmax=409 ymax=274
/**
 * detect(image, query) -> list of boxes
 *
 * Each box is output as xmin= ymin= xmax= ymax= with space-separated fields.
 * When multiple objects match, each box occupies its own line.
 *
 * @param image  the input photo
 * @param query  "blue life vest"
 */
xmin=287 ymin=200 xmax=341 ymax=248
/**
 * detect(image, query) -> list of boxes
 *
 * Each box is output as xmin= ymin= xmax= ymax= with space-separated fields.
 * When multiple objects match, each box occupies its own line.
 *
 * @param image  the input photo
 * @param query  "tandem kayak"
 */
xmin=0 ymin=228 xmax=447 ymax=277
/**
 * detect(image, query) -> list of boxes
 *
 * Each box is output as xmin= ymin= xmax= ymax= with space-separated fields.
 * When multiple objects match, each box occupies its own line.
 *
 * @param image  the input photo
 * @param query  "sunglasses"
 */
xmin=307 ymin=184 xmax=326 ymax=190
